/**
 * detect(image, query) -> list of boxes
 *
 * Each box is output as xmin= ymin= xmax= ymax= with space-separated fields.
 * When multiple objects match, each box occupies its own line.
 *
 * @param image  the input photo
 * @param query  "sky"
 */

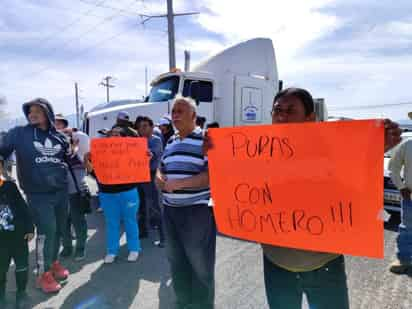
xmin=1 ymin=0 xmax=412 ymax=127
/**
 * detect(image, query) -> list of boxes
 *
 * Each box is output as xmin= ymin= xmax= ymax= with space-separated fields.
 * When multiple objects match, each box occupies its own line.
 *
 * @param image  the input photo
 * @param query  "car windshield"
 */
xmin=147 ymin=76 xmax=179 ymax=102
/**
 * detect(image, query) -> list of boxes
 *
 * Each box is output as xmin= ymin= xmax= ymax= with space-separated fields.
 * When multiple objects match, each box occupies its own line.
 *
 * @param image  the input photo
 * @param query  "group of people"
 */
xmin=0 ymin=87 xmax=406 ymax=309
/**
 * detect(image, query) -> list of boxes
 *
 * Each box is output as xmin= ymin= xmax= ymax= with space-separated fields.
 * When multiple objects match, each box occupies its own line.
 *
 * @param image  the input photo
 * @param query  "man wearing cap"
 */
xmin=158 ymin=115 xmax=175 ymax=148
xmin=0 ymin=98 xmax=70 ymax=293
xmin=388 ymin=113 xmax=412 ymax=274
xmin=115 ymin=111 xmax=138 ymax=137
xmin=55 ymin=114 xmax=90 ymax=261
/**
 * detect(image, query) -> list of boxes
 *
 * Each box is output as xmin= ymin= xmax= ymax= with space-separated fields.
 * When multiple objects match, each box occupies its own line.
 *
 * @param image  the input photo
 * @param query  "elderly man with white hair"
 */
xmin=156 ymin=95 xmax=216 ymax=309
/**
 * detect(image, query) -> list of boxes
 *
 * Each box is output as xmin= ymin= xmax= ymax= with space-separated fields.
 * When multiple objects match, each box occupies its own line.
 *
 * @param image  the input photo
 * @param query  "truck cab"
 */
xmin=146 ymin=71 xmax=215 ymax=125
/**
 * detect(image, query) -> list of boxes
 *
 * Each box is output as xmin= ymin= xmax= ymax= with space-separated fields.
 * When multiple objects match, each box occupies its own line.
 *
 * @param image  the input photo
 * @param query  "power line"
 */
xmin=32 ymin=0 xmax=108 ymax=47
xmin=17 ymin=0 xmax=140 ymax=81
xmin=329 ymin=102 xmax=412 ymax=111
xmin=43 ymin=3 xmax=109 ymax=19
xmin=10 ymin=26 xmax=135 ymax=85
xmin=77 ymin=0 xmax=142 ymax=17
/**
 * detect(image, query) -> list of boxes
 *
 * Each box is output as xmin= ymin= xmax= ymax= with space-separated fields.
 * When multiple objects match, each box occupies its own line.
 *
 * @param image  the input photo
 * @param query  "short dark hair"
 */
xmin=135 ymin=115 xmax=154 ymax=129
xmin=273 ymin=87 xmax=314 ymax=116
xmin=196 ymin=116 xmax=206 ymax=125
xmin=206 ymin=121 xmax=219 ymax=129
xmin=110 ymin=126 xmax=128 ymax=137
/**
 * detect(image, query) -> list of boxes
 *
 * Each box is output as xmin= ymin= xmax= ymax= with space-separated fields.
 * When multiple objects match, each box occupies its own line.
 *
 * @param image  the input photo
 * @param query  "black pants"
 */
xmin=163 ymin=205 xmax=216 ymax=309
xmin=0 ymin=234 xmax=29 ymax=296
xmin=137 ymin=185 xmax=147 ymax=235
xmin=140 ymin=171 xmax=165 ymax=242
xmin=63 ymin=193 xmax=88 ymax=250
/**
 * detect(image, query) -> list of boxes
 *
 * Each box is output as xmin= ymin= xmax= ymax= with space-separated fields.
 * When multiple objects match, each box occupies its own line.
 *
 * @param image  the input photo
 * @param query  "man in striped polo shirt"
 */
xmin=156 ymin=95 xmax=216 ymax=309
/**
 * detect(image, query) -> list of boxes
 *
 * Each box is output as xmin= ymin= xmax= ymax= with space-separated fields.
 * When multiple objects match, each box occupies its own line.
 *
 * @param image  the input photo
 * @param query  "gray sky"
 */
xmin=1 ymin=0 xmax=412 ymax=122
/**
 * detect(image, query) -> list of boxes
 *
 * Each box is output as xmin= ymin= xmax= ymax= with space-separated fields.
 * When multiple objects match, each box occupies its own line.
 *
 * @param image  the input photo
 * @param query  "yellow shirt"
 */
xmin=262 ymin=244 xmax=340 ymax=272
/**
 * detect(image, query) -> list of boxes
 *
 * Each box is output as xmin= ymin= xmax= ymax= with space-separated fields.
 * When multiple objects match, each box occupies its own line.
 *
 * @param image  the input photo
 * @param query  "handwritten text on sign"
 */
xmin=208 ymin=120 xmax=384 ymax=258
xmin=91 ymin=137 xmax=150 ymax=185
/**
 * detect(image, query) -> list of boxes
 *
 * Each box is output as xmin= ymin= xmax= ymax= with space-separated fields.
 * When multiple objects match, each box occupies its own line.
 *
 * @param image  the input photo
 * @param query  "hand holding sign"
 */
xmin=91 ymin=137 xmax=150 ymax=185
xmin=208 ymin=120 xmax=384 ymax=258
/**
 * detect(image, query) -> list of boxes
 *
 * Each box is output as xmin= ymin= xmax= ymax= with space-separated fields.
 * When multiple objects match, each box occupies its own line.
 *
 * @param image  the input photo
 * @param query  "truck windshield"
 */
xmin=147 ymin=76 xmax=179 ymax=102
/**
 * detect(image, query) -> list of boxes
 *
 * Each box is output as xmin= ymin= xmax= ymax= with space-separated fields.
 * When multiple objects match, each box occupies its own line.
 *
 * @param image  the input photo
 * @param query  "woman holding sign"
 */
xmin=85 ymin=126 xmax=142 ymax=263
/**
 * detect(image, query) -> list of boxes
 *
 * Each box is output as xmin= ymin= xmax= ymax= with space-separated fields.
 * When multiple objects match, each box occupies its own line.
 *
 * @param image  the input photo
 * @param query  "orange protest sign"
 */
xmin=91 ymin=137 xmax=150 ymax=185
xmin=208 ymin=120 xmax=384 ymax=258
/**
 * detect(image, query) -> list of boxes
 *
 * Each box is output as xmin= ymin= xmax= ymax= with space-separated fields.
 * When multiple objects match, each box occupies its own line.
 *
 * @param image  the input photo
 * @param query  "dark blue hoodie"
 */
xmin=0 ymin=98 xmax=70 ymax=193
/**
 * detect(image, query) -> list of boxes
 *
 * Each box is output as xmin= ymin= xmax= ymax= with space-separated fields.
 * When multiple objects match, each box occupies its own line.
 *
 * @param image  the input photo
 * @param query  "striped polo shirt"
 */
xmin=160 ymin=127 xmax=210 ymax=207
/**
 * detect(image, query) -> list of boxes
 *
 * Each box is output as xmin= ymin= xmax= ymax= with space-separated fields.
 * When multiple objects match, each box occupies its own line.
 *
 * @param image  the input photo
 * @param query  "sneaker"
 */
xmin=389 ymin=260 xmax=411 ymax=274
xmin=36 ymin=271 xmax=61 ymax=293
xmin=104 ymin=254 xmax=116 ymax=264
xmin=74 ymin=248 xmax=86 ymax=261
xmin=153 ymin=240 xmax=164 ymax=248
xmin=127 ymin=251 xmax=140 ymax=262
xmin=50 ymin=261 xmax=70 ymax=280
xmin=15 ymin=291 xmax=29 ymax=309
xmin=60 ymin=247 xmax=73 ymax=258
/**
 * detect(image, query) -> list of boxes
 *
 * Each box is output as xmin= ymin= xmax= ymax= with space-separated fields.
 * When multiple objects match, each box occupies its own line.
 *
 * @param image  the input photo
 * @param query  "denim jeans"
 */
xmin=263 ymin=254 xmax=349 ymax=309
xmin=26 ymin=190 xmax=69 ymax=273
xmin=397 ymin=198 xmax=412 ymax=264
xmin=63 ymin=193 xmax=88 ymax=250
xmin=163 ymin=205 xmax=216 ymax=309
xmin=99 ymin=188 xmax=140 ymax=255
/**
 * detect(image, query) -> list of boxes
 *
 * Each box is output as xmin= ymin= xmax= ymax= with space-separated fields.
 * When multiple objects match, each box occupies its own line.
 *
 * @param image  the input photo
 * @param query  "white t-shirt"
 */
xmin=72 ymin=131 xmax=90 ymax=163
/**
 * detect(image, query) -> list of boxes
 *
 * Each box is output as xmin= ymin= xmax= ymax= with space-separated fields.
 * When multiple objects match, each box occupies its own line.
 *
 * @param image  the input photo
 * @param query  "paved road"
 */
xmin=4 ymin=192 xmax=412 ymax=308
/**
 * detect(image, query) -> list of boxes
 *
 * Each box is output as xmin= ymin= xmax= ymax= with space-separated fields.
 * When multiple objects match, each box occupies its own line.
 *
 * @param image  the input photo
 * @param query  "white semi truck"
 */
xmin=84 ymin=38 xmax=281 ymax=137
xmin=84 ymin=38 xmax=327 ymax=137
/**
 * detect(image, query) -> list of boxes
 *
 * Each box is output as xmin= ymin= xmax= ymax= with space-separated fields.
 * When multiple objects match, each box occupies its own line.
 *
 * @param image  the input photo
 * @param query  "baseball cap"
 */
xmin=159 ymin=117 xmax=171 ymax=126
xmin=117 ymin=111 xmax=130 ymax=121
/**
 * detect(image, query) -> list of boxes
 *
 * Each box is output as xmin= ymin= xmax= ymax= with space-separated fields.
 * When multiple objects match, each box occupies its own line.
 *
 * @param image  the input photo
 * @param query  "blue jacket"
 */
xmin=0 ymin=99 xmax=70 ymax=193
xmin=148 ymin=135 xmax=163 ymax=172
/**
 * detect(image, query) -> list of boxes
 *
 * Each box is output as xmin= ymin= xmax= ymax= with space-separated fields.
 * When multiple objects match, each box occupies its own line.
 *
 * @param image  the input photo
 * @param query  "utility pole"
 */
xmin=184 ymin=50 xmax=191 ymax=72
xmin=74 ymin=82 xmax=80 ymax=128
xmin=166 ymin=0 xmax=176 ymax=69
xmin=140 ymin=0 xmax=199 ymax=70
xmin=145 ymin=66 xmax=148 ymax=97
xmin=0 ymin=95 xmax=9 ymax=120
xmin=99 ymin=76 xmax=115 ymax=103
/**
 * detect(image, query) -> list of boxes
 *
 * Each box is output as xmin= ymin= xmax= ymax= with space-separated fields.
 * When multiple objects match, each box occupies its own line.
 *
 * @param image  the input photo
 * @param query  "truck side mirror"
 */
xmin=189 ymin=81 xmax=201 ymax=106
